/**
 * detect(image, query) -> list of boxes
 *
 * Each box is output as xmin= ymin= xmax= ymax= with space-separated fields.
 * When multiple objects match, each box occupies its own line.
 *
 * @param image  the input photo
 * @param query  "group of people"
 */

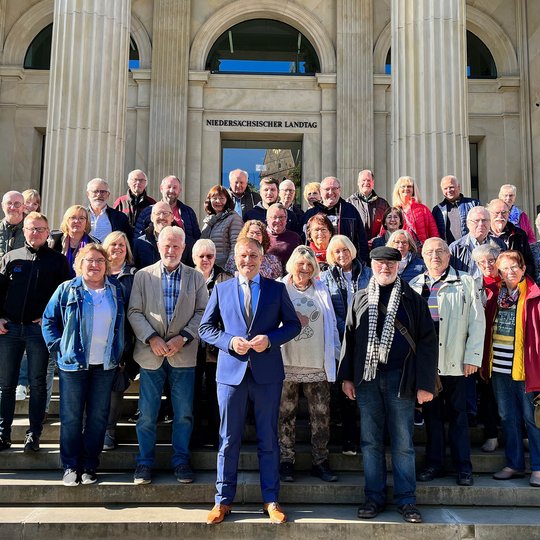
xmin=0 ymin=167 xmax=539 ymax=526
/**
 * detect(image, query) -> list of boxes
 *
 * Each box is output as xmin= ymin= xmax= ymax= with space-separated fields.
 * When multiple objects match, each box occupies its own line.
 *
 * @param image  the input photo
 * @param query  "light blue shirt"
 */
xmin=237 ymin=274 xmax=261 ymax=323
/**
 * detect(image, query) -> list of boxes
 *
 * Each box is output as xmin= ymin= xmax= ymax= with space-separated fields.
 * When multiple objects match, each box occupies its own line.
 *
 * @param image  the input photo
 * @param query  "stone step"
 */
xmin=0 ymin=443 xmax=522 ymax=473
xmin=0 ymin=504 xmax=538 ymax=540
xmin=0 ymin=470 xmax=537 ymax=507
xmin=9 ymin=417 xmax=492 ymax=445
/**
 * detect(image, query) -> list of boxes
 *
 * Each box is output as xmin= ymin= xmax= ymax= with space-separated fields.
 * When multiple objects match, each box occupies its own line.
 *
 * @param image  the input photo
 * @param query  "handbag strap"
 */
xmin=378 ymin=301 xmax=416 ymax=354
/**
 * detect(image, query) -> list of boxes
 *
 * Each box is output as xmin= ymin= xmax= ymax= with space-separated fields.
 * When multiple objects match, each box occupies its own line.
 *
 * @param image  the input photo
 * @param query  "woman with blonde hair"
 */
xmin=392 ymin=176 xmax=439 ymax=247
xmin=386 ymin=229 xmax=425 ymax=283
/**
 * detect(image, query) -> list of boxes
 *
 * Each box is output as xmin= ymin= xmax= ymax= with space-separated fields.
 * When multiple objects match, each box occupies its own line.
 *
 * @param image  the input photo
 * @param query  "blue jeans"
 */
xmin=356 ymin=369 xmax=416 ymax=506
xmin=59 ymin=365 xmax=115 ymax=471
xmin=0 ymin=322 xmax=49 ymax=440
xmin=491 ymin=372 xmax=540 ymax=472
xmin=136 ymin=361 xmax=195 ymax=467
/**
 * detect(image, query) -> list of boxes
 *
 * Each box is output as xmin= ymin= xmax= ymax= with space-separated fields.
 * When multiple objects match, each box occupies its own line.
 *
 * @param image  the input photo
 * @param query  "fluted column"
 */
xmin=147 ymin=0 xmax=190 ymax=186
xmin=391 ymin=0 xmax=470 ymax=206
xmin=42 ymin=0 xmax=131 ymax=224
xmin=336 ymin=0 xmax=373 ymax=194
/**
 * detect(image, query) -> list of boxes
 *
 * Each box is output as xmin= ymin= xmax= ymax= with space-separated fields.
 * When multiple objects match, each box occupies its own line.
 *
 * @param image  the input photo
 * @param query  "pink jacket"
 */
xmin=401 ymin=200 xmax=440 ymax=245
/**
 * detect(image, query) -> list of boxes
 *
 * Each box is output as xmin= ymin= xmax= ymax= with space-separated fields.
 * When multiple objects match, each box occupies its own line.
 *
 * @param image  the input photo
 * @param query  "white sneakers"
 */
xmin=15 ymin=385 xmax=27 ymax=401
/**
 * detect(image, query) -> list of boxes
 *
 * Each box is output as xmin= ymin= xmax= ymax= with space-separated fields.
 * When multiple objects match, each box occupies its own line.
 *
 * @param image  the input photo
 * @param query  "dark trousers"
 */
xmin=423 ymin=375 xmax=472 ymax=474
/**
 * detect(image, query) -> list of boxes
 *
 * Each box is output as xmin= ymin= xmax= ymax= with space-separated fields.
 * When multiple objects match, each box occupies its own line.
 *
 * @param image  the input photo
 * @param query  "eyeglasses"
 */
xmin=281 ymin=188 xmax=295 ymax=193
xmin=153 ymin=211 xmax=172 ymax=217
xmin=400 ymin=184 xmax=414 ymax=189
xmin=312 ymin=228 xmax=330 ymax=234
xmin=90 ymin=190 xmax=109 ymax=196
xmin=423 ymin=249 xmax=447 ymax=258
xmin=499 ymin=264 xmax=522 ymax=274
xmin=69 ymin=216 xmax=87 ymax=222
xmin=477 ymin=258 xmax=496 ymax=267
xmin=270 ymin=215 xmax=287 ymax=221
xmin=297 ymin=247 xmax=315 ymax=256
xmin=83 ymin=258 xmax=107 ymax=265
xmin=372 ymin=260 xmax=398 ymax=268
xmin=490 ymin=210 xmax=508 ymax=216
xmin=5 ymin=201 xmax=23 ymax=208
xmin=197 ymin=254 xmax=215 ymax=259
xmin=24 ymin=227 xmax=48 ymax=233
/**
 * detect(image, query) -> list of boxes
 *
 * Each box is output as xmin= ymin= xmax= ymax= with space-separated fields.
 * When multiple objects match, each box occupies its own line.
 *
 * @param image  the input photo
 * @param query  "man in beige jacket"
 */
xmin=128 ymin=226 xmax=208 ymax=485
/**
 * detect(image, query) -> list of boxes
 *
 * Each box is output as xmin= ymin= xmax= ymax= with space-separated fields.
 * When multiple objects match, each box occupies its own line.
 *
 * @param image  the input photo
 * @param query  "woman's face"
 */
xmin=107 ymin=237 xmax=127 ymax=265
xmin=24 ymin=197 xmax=40 ymax=213
xmin=332 ymin=243 xmax=353 ymax=270
xmin=81 ymin=249 xmax=107 ymax=284
xmin=476 ymin=255 xmax=498 ymax=279
xmin=67 ymin=212 xmax=87 ymax=235
xmin=500 ymin=188 xmax=516 ymax=208
xmin=210 ymin=192 xmax=227 ymax=213
xmin=398 ymin=181 xmax=414 ymax=201
xmin=246 ymin=224 xmax=264 ymax=244
xmin=385 ymin=211 xmax=401 ymax=232
xmin=194 ymin=249 xmax=215 ymax=274
xmin=389 ymin=233 xmax=409 ymax=258
xmin=498 ymin=258 xmax=525 ymax=290
xmin=310 ymin=224 xmax=331 ymax=249
xmin=293 ymin=257 xmax=314 ymax=284
xmin=306 ymin=189 xmax=321 ymax=207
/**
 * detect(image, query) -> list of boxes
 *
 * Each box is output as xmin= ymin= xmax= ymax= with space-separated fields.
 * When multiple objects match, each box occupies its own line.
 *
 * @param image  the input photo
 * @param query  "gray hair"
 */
xmin=498 ymin=184 xmax=517 ymax=197
xmin=422 ymin=237 xmax=450 ymax=255
xmin=128 ymin=169 xmax=147 ymax=182
xmin=326 ymin=235 xmax=357 ymax=265
xmin=279 ymin=179 xmax=295 ymax=190
xmin=387 ymin=229 xmax=417 ymax=254
xmin=87 ymin=178 xmax=109 ymax=190
xmin=229 ymin=169 xmax=248 ymax=182
xmin=471 ymin=243 xmax=502 ymax=263
xmin=285 ymin=245 xmax=320 ymax=280
xmin=158 ymin=225 xmax=185 ymax=244
xmin=192 ymin=238 xmax=216 ymax=257
xmin=467 ymin=205 xmax=489 ymax=221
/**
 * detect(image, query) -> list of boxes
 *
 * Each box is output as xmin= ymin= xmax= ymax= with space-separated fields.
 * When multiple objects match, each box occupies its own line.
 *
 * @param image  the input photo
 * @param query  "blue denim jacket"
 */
xmin=42 ymin=276 xmax=125 ymax=371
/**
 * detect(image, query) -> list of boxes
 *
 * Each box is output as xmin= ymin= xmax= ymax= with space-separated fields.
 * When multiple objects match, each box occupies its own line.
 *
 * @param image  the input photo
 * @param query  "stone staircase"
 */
xmin=1 ymin=379 xmax=539 ymax=539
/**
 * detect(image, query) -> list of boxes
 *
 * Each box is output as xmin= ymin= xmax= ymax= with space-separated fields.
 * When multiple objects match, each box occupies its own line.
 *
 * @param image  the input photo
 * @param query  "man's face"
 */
xmin=161 ymin=177 xmax=181 ymax=205
xmin=151 ymin=203 xmax=174 ymax=234
xmin=371 ymin=259 xmax=399 ymax=287
xmin=23 ymin=217 xmax=49 ymax=249
xmin=234 ymin=242 xmax=263 ymax=280
xmin=158 ymin=232 xmax=185 ymax=271
xmin=128 ymin=172 xmax=147 ymax=196
xmin=423 ymin=240 xmax=451 ymax=277
xmin=1 ymin=193 xmax=24 ymax=224
xmin=500 ymin=188 xmax=516 ymax=208
xmin=489 ymin=201 xmax=509 ymax=235
xmin=279 ymin=182 xmax=296 ymax=207
xmin=267 ymin=208 xmax=287 ymax=235
xmin=441 ymin=177 xmax=460 ymax=202
xmin=320 ymin=178 xmax=341 ymax=207
xmin=260 ymin=182 xmax=278 ymax=206
xmin=229 ymin=171 xmax=248 ymax=196
xmin=467 ymin=209 xmax=490 ymax=241
xmin=358 ymin=172 xmax=375 ymax=197
xmin=87 ymin=181 xmax=110 ymax=209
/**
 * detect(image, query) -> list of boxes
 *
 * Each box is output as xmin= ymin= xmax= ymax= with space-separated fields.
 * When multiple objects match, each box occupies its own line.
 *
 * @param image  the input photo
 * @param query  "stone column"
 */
xmin=42 ymin=0 xmax=131 ymax=225
xmin=336 ymin=0 xmax=373 ymax=195
xmin=147 ymin=0 xmax=190 ymax=187
xmin=391 ymin=0 xmax=470 ymax=206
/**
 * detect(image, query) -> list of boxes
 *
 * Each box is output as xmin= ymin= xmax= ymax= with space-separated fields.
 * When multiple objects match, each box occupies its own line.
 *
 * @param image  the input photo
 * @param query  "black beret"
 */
xmin=369 ymin=246 xmax=402 ymax=262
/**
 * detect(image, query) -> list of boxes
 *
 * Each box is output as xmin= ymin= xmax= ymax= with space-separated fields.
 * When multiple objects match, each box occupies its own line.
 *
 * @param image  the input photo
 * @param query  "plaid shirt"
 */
xmin=161 ymin=263 xmax=181 ymax=324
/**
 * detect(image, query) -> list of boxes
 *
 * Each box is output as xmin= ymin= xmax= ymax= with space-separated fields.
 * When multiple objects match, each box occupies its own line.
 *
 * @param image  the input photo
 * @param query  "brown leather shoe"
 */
xmin=263 ymin=502 xmax=287 ymax=524
xmin=206 ymin=504 xmax=231 ymax=524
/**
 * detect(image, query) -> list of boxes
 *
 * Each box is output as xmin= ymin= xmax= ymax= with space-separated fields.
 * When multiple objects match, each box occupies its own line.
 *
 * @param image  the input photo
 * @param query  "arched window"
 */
xmin=206 ymin=19 xmax=320 ymax=75
xmin=24 ymin=23 xmax=52 ymax=69
xmin=384 ymin=31 xmax=497 ymax=79
xmin=24 ymin=24 xmax=141 ymax=71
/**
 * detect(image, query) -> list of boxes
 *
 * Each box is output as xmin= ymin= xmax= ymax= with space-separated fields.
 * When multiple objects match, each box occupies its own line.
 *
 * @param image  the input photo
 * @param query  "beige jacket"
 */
xmin=128 ymin=262 xmax=208 ymax=369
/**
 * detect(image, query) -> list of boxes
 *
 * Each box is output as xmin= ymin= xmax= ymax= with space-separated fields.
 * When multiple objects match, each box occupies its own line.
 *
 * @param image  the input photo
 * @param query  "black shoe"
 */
xmin=417 ymin=466 xmax=445 ymax=482
xmin=414 ymin=408 xmax=424 ymax=426
xmin=357 ymin=500 xmax=384 ymax=519
xmin=0 ymin=437 xmax=12 ymax=451
xmin=174 ymin=463 xmax=194 ymax=484
xmin=280 ymin=461 xmax=295 ymax=482
xmin=128 ymin=409 xmax=141 ymax=423
xmin=397 ymin=503 xmax=422 ymax=523
xmin=457 ymin=472 xmax=474 ymax=486
xmin=311 ymin=460 xmax=338 ymax=482
xmin=23 ymin=433 xmax=40 ymax=453
xmin=159 ymin=414 xmax=174 ymax=424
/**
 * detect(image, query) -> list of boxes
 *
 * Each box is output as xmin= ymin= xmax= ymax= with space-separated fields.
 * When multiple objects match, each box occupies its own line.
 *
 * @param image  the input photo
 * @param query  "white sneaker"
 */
xmin=481 ymin=438 xmax=498 ymax=452
xmin=15 ymin=385 xmax=27 ymax=401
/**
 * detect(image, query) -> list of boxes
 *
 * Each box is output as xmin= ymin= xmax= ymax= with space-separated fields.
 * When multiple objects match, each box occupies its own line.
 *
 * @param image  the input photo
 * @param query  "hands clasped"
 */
xmin=232 ymin=335 xmax=269 ymax=355
xmin=149 ymin=335 xmax=186 ymax=357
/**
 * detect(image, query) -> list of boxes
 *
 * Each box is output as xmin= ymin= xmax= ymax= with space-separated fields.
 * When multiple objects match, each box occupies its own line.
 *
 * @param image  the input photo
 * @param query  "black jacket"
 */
xmin=495 ymin=222 xmax=535 ymax=277
xmin=0 ymin=243 xmax=72 ymax=324
xmin=337 ymin=278 xmax=438 ymax=399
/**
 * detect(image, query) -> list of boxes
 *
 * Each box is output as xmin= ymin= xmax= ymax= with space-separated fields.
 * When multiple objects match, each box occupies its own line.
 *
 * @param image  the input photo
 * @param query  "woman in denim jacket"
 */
xmin=42 ymin=243 xmax=125 ymax=487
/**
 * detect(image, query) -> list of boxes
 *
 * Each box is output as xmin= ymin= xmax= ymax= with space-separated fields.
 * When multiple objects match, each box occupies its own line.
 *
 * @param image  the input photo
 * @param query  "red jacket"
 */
xmin=482 ymin=275 xmax=540 ymax=392
xmin=402 ymin=200 xmax=440 ymax=245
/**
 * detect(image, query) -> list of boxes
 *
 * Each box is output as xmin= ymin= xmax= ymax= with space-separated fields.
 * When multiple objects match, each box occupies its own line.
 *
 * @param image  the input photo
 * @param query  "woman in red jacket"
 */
xmin=391 ymin=176 xmax=439 ymax=247
xmin=482 ymin=250 xmax=540 ymax=487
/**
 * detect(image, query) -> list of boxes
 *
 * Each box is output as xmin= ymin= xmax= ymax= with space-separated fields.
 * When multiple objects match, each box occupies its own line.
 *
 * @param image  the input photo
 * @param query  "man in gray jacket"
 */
xmin=128 ymin=226 xmax=208 ymax=485
xmin=410 ymin=238 xmax=485 ymax=487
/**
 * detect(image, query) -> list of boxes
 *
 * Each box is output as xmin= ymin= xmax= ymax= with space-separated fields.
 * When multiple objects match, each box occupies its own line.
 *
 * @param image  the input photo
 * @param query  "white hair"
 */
xmin=87 ymin=178 xmax=109 ymax=190
xmin=158 ymin=225 xmax=185 ymax=244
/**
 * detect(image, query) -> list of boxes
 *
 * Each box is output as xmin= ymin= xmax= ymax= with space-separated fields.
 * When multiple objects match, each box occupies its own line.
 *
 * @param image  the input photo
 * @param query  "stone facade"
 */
xmin=0 ymin=0 xmax=538 ymax=227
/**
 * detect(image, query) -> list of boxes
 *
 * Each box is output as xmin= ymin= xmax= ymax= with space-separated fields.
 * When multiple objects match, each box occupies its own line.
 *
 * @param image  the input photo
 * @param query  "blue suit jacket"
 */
xmin=199 ymin=276 xmax=301 ymax=385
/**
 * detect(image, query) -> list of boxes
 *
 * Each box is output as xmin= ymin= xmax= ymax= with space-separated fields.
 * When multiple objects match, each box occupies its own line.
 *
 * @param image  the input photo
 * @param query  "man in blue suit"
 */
xmin=199 ymin=237 xmax=301 ymax=525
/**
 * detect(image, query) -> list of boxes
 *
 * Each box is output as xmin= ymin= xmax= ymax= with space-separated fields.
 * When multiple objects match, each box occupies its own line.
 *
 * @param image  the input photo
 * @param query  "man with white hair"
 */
xmin=228 ymin=169 xmax=261 ymax=218
xmin=0 ymin=191 xmax=26 ymax=258
xmin=113 ymin=169 xmax=156 ymax=229
xmin=279 ymin=178 xmax=304 ymax=223
xmin=86 ymin=178 xmax=131 ymax=242
xmin=128 ymin=226 xmax=208 ymax=485
xmin=432 ymin=175 xmax=480 ymax=244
